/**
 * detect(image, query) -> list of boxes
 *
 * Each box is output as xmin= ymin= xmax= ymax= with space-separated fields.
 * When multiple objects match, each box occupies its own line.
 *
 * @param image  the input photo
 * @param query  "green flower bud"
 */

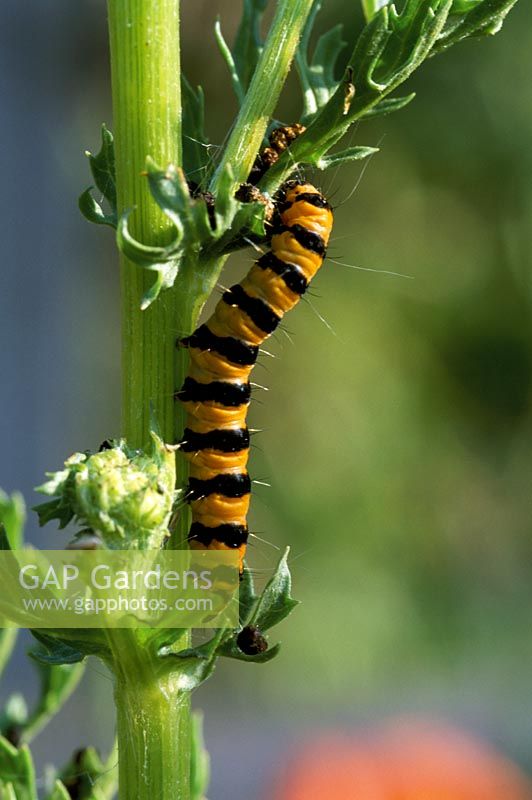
xmin=35 ymin=433 xmax=177 ymax=550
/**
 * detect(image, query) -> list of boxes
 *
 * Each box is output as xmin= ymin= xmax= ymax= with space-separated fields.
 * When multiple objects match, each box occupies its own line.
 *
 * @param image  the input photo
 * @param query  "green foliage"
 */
xmin=54 ymin=744 xmax=118 ymax=800
xmin=436 ymin=0 xmax=519 ymax=52
xmin=296 ymin=1 xmax=348 ymax=122
xmin=34 ymin=433 xmax=176 ymax=549
xmin=80 ymin=0 xmax=520 ymax=308
xmin=231 ymin=0 xmax=269 ymax=93
xmin=0 ymin=739 xmax=36 ymax=800
xmin=79 ymin=125 xmax=117 ymax=228
xmin=162 ymin=548 xmax=298 ymax=688
xmin=190 ymin=712 xmax=210 ymax=800
xmin=182 ymin=77 xmax=210 ymax=180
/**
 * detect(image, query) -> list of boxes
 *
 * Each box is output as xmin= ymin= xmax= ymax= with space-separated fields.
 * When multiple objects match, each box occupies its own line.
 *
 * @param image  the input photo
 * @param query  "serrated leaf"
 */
xmin=0 ymin=740 xmax=37 ymax=800
xmin=190 ymin=712 xmax=210 ymax=800
xmin=250 ymin=547 xmax=299 ymax=632
xmin=316 ymin=145 xmax=379 ymax=170
xmin=33 ymin=499 xmax=74 ymax=530
xmin=232 ymin=0 xmax=269 ymax=92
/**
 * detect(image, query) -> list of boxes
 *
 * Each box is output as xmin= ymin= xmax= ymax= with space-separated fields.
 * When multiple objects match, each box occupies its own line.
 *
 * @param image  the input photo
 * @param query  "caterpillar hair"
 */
xmin=176 ymin=180 xmax=333 ymax=572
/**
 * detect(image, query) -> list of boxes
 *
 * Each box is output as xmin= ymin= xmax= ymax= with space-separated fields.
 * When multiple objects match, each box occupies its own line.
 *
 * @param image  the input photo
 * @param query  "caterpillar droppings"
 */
xmin=176 ymin=180 xmax=333 ymax=572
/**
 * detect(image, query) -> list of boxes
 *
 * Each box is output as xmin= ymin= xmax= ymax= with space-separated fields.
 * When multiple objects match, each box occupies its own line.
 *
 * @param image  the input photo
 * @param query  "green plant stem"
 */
xmin=209 ymin=0 xmax=315 ymax=196
xmin=108 ymin=0 xmax=182 ymax=449
xmin=107 ymin=4 xmax=192 ymax=798
xmin=110 ymin=632 xmax=190 ymax=800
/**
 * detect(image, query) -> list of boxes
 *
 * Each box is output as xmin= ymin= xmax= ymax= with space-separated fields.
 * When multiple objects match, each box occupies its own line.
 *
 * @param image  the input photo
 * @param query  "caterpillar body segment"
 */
xmin=177 ymin=181 xmax=333 ymax=571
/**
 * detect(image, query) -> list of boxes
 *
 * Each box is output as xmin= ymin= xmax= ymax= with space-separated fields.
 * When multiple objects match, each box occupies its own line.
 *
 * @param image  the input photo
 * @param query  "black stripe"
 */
xmin=182 ymin=324 xmax=258 ymax=367
xmin=189 ymin=522 xmax=248 ymax=548
xmin=287 ymin=224 xmax=326 ymax=256
xmin=176 ymin=377 xmax=250 ymax=406
xmin=257 ymin=251 xmax=308 ymax=296
xmin=181 ymin=427 xmax=250 ymax=453
xmin=223 ymin=284 xmax=280 ymax=335
xmin=293 ymin=192 xmax=331 ymax=210
xmin=187 ymin=473 xmax=251 ymax=499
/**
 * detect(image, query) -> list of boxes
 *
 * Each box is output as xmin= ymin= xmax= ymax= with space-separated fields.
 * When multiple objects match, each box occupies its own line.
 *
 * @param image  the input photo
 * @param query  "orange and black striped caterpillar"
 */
xmin=176 ymin=178 xmax=333 ymax=572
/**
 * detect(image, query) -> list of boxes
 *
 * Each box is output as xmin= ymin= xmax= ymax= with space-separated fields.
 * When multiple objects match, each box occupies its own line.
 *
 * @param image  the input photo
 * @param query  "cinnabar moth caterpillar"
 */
xmin=176 ymin=180 xmax=333 ymax=572
xmin=248 ymin=123 xmax=306 ymax=184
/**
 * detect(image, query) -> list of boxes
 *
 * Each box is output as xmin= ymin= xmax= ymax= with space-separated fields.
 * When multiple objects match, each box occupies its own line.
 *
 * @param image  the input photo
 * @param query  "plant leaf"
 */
xmin=20 ymin=661 xmax=85 ymax=744
xmin=296 ymin=1 xmax=348 ymax=122
xmin=316 ymin=145 xmax=379 ymax=170
xmin=46 ymin=781 xmax=71 ymax=800
xmin=0 ymin=492 xmax=25 ymax=550
xmin=190 ymin=712 xmax=210 ymax=800
xmin=232 ymin=0 xmax=269 ymax=92
xmin=250 ymin=547 xmax=299 ymax=632
xmin=238 ymin=565 xmax=257 ymax=626
xmin=29 ymin=635 xmax=85 ymax=667
xmin=215 ymin=19 xmax=245 ymax=105
xmin=363 ymin=92 xmax=416 ymax=117
xmin=182 ymin=76 xmax=210 ymax=180
xmin=435 ymin=0 xmax=519 ymax=53
xmin=79 ymin=124 xmax=117 ymax=228
xmin=0 ymin=739 xmax=37 ymax=800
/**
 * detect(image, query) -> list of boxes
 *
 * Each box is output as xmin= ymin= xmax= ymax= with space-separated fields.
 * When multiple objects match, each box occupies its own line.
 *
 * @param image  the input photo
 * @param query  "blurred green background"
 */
xmin=1 ymin=1 xmax=532 ymax=797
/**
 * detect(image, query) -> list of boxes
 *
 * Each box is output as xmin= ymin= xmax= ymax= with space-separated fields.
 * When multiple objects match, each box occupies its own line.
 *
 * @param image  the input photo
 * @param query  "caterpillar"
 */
xmin=176 ymin=180 xmax=333 ymax=572
xmin=248 ymin=123 xmax=306 ymax=184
